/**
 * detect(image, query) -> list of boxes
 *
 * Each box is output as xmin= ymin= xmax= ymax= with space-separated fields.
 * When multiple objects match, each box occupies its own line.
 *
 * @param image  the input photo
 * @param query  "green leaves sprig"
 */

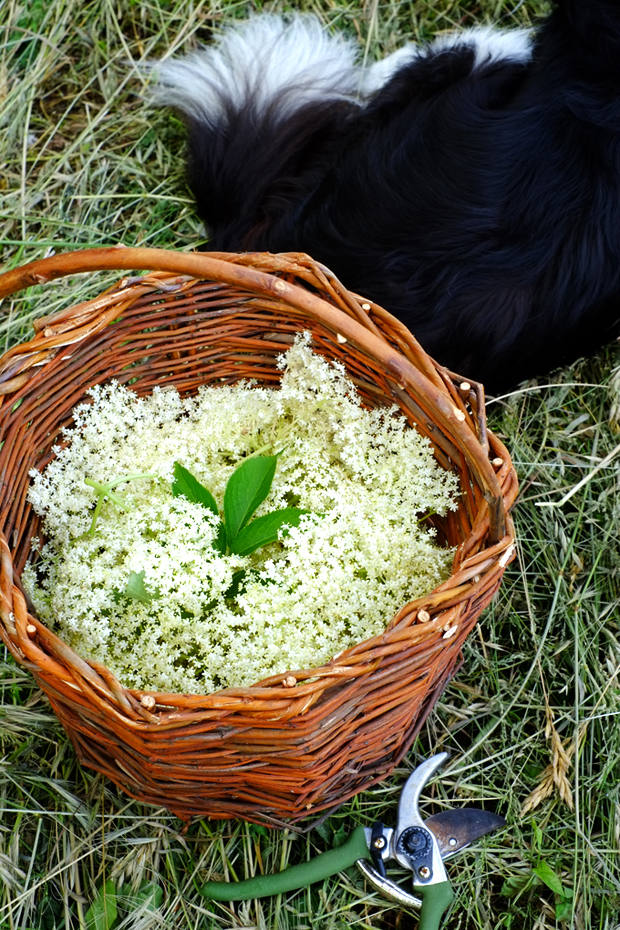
xmin=91 ymin=455 xmax=307 ymax=606
xmin=172 ymin=455 xmax=307 ymax=557
xmin=82 ymin=473 xmax=156 ymax=538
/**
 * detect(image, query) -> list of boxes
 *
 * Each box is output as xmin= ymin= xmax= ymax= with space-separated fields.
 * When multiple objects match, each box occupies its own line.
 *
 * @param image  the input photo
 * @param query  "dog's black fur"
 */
xmin=156 ymin=1 xmax=620 ymax=391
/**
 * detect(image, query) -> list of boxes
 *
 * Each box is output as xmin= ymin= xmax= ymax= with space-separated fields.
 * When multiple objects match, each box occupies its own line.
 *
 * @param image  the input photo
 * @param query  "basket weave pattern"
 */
xmin=0 ymin=249 xmax=517 ymax=824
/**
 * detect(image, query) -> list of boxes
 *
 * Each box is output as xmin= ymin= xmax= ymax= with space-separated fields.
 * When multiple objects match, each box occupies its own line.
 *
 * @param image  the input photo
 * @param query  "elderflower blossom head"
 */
xmin=24 ymin=334 xmax=459 ymax=694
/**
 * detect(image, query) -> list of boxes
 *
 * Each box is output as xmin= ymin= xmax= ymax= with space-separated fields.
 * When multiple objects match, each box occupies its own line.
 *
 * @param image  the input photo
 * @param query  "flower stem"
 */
xmin=83 ymin=473 xmax=157 ymax=537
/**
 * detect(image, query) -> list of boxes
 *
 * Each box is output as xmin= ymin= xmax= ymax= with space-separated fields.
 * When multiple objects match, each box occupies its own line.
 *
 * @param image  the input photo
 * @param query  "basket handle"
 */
xmin=0 ymin=247 xmax=508 ymax=542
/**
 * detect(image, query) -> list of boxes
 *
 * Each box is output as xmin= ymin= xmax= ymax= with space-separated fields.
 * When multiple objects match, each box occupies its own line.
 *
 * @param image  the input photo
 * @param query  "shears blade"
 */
xmin=425 ymin=808 xmax=506 ymax=858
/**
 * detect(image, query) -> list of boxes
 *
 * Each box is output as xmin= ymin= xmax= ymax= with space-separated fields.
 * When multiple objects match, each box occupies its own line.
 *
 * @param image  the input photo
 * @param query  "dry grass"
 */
xmin=1 ymin=0 xmax=619 ymax=928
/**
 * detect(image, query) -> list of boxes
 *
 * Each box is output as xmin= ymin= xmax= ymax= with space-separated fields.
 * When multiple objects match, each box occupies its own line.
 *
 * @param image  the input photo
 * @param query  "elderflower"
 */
xmin=24 ymin=334 xmax=459 ymax=694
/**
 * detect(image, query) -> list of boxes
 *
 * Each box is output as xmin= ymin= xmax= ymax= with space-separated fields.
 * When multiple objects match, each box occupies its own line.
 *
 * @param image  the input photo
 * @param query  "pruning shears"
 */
xmin=201 ymin=753 xmax=506 ymax=930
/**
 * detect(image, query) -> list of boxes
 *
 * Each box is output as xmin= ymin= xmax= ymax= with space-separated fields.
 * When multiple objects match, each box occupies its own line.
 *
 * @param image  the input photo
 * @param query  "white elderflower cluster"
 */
xmin=24 ymin=334 xmax=459 ymax=694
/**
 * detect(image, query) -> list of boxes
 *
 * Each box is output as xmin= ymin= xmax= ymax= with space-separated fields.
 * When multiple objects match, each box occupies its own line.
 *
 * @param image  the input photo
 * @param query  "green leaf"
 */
xmin=172 ymin=462 xmax=226 ymax=552
xmin=172 ymin=462 xmax=218 ymax=515
xmin=500 ymin=874 xmax=533 ymax=898
xmin=117 ymin=881 xmax=163 ymax=914
xmin=132 ymin=881 xmax=164 ymax=913
xmin=124 ymin=570 xmax=158 ymax=604
xmin=524 ymin=764 xmax=546 ymax=781
xmin=315 ymin=821 xmax=334 ymax=845
xmin=229 ymin=508 xmax=306 ymax=556
xmin=225 ymin=569 xmax=249 ymax=599
xmin=555 ymin=898 xmax=572 ymax=920
xmin=85 ymin=880 xmax=118 ymax=930
xmin=224 ymin=455 xmax=279 ymax=542
xmin=533 ymin=862 xmax=564 ymax=897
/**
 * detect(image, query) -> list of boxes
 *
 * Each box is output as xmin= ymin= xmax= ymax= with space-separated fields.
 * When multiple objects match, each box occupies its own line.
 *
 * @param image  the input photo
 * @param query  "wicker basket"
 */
xmin=0 ymin=248 xmax=517 ymax=825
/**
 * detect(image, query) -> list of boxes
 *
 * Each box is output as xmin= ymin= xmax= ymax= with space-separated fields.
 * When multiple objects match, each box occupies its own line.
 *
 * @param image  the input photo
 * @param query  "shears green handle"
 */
xmin=416 ymin=882 xmax=454 ymax=930
xmin=201 ymin=825 xmax=454 ymax=929
xmin=201 ymin=824 xmax=371 ymax=900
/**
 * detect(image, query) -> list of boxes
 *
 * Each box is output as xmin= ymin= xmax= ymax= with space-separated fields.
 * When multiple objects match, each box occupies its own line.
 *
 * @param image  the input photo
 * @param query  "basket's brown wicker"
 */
xmin=0 ymin=248 xmax=518 ymax=825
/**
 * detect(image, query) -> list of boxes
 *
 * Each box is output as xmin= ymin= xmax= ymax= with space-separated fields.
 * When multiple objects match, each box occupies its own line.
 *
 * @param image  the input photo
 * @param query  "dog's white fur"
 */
xmin=362 ymin=26 xmax=533 ymax=95
xmin=152 ymin=16 xmax=534 ymax=121
xmin=152 ymin=16 xmax=364 ymax=124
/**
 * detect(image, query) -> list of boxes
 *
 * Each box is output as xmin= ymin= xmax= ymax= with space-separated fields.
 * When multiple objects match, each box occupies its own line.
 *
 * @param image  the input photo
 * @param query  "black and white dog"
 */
xmin=152 ymin=1 xmax=620 ymax=391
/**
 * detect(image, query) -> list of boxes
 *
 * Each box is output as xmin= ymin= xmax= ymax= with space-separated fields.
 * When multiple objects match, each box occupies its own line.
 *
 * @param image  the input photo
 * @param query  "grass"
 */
xmin=1 ymin=0 xmax=619 ymax=927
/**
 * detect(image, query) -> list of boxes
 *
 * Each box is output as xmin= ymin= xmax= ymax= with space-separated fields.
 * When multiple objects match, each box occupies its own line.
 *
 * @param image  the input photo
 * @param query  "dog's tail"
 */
xmin=150 ymin=15 xmax=367 ymax=250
